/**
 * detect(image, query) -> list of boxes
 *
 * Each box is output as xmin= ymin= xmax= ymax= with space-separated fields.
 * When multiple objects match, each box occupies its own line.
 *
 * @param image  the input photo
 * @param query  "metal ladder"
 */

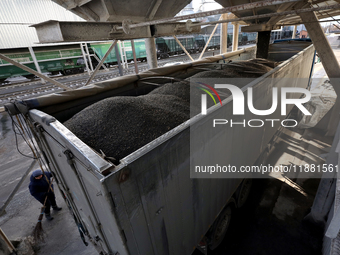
xmin=80 ymin=42 xmax=94 ymax=75
xmin=80 ymin=43 xmax=108 ymax=75
xmin=118 ymin=40 xmax=129 ymax=69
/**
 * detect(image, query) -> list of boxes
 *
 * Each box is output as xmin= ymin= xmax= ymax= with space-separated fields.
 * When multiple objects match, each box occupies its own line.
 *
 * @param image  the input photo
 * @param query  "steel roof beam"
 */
xmin=266 ymin=2 xmax=300 ymax=25
xmin=53 ymin=0 xmax=91 ymax=10
xmin=242 ymin=24 xmax=281 ymax=32
xmin=32 ymin=2 xmax=340 ymax=41
xmin=79 ymin=5 xmax=100 ymax=21
xmin=147 ymin=0 xmax=163 ymax=20
xmin=278 ymin=9 xmax=340 ymax=24
xmin=278 ymin=19 xmax=340 ymax=25
xmin=31 ymin=20 xmax=201 ymax=43
xmin=116 ymin=0 xmax=302 ymax=30
xmin=31 ymin=20 xmax=151 ymax=42
xmin=182 ymin=3 xmax=340 ymax=32
xmin=299 ymin=10 xmax=340 ymax=136
xmin=153 ymin=22 xmax=201 ymax=37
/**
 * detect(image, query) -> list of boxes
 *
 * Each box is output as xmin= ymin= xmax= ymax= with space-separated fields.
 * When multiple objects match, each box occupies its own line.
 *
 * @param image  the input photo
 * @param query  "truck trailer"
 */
xmin=5 ymin=40 xmax=315 ymax=255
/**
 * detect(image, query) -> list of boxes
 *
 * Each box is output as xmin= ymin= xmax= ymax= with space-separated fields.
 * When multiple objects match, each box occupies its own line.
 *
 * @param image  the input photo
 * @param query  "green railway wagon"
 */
xmin=227 ymin=33 xmax=255 ymax=47
xmin=90 ymin=42 xmax=118 ymax=64
xmin=245 ymin=32 xmax=257 ymax=43
xmin=194 ymin=35 xmax=206 ymax=51
xmin=90 ymin=40 xmax=147 ymax=64
xmin=122 ymin=40 xmax=147 ymax=61
xmin=178 ymin=36 xmax=196 ymax=53
xmin=0 ymin=44 xmax=85 ymax=82
xmin=156 ymin=36 xmax=196 ymax=56
xmin=155 ymin=38 xmax=171 ymax=58
xmin=202 ymin=34 xmax=220 ymax=49
xmin=227 ymin=34 xmax=241 ymax=46
xmin=227 ymin=34 xmax=233 ymax=47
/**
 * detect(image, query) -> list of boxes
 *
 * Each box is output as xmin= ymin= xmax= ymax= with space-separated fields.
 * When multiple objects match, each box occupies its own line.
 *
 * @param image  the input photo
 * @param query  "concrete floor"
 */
xmin=0 ymin=112 xmax=97 ymax=255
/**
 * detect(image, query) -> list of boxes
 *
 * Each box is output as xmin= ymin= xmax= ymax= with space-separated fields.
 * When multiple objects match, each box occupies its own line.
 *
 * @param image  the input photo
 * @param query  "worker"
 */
xmin=29 ymin=169 xmax=62 ymax=221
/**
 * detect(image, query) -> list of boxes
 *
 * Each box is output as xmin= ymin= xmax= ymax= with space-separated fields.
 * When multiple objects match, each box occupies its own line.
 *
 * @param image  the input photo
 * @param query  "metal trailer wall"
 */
xmin=323 ymin=181 xmax=337 ymax=255
xmin=22 ymin=48 xmax=255 ymax=255
xmin=18 ymin=44 xmax=314 ymax=255
xmin=191 ymin=47 xmax=316 ymax=180
xmin=322 ymin=122 xmax=340 ymax=255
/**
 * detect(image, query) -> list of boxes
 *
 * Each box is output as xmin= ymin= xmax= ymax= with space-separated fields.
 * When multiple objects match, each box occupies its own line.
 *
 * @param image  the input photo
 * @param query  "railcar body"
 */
xmin=0 ymin=44 xmax=85 ymax=81
xmin=0 ymin=30 xmax=295 ymax=81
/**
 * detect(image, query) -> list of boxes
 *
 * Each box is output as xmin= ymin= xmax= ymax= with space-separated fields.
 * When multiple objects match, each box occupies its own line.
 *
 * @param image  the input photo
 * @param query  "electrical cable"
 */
xmin=9 ymin=114 xmax=36 ymax=159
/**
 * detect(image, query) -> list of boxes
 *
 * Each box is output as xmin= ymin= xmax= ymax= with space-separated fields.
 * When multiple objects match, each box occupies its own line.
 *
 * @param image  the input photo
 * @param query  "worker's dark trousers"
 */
xmin=43 ymin=192 xmax=57 ymax=215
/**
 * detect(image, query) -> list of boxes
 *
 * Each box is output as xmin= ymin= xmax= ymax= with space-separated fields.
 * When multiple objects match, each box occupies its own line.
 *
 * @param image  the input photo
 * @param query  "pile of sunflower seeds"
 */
xmin=64 ymin=58 xmax=277 ymax=161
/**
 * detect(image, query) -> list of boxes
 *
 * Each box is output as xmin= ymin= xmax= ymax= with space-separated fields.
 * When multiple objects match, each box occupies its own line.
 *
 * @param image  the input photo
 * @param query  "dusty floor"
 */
xmin=213 ymin=178 xmax=323 ymax=255
xmin=0 ymin=112 xmax=97 ymax=255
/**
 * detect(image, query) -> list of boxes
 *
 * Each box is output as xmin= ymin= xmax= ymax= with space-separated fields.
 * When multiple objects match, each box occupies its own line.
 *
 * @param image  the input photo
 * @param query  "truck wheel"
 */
xmin=237 ymin=179 xmax=252 ymax=208
xmin=208 ymin=204 xmax=232 ymax=250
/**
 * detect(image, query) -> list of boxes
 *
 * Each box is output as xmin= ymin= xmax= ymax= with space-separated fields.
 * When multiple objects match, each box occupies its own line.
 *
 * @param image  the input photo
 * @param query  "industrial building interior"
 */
xmin=1 ymin=0 xmax=340 ymax=255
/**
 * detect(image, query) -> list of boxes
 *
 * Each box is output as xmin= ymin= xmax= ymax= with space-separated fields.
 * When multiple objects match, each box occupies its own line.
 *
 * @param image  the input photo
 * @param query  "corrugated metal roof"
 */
xmin=0 ymin=0 xmax=84 ymax=49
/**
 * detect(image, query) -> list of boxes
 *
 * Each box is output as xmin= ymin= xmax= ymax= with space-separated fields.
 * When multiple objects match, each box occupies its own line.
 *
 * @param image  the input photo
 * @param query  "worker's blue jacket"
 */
xmin=28 ymin=172 xmax=54 ymax=204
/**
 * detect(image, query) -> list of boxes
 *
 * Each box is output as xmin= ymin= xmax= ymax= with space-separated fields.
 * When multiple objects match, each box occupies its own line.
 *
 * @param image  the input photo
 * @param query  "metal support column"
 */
xmin=232 ymin=22 xmax=239 ymax=52
xmin=299 ymin=12 xmax=340 ymax=83
xmin=28 ymin=47 xmax=45 ymax=84
xmin=118 ymin=41 xmax=128 ymax=69
xmin=256 ymin=31 xmax=271 ymax=59
xmin=300 ymin=11 xmax=340 ymax=136
xmin=80 ymin=43 xmax=90 ymax=75
xmin=292 ymin=25 xmax=297 ymax=38
xmin=220 ymin=13 xmax=228 ymax=54
xmin=115 ymin=44 xmax=124 ymax=76
xmin=145 ymin=37 xmax=158 ymax=69
xmin=131 ymin=40 xmax=139 ymax=74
